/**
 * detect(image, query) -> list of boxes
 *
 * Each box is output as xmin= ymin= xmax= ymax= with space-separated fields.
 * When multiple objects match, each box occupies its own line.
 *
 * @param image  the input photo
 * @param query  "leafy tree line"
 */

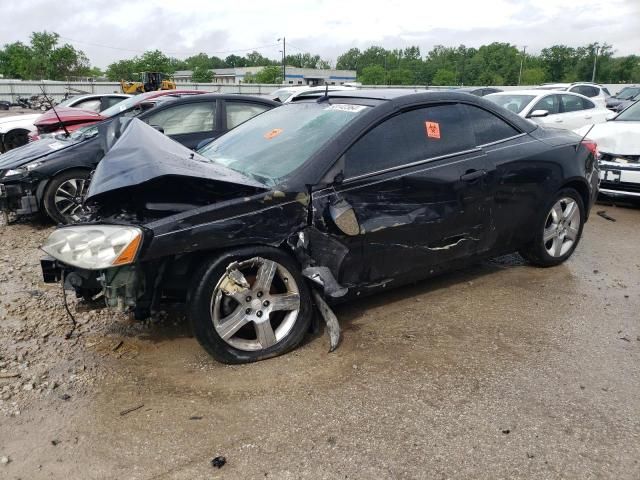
xmin=0 ymin=31 xmax=100 ymax=80
xmin=2 ymin=32 xmax=639 ymax=85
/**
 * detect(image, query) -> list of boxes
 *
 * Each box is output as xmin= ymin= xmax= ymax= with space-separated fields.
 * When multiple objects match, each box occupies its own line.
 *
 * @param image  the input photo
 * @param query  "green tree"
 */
xmin=248 ymin=65 xmax=282 ymax=84
xmin=192 ymin=65 xmax=213 ymax=82
xmin=359 ymin=65 xmax=386 ymax=84
xmin=0 ymin=42 xmax=32 ymax=79
xmin=520 ymin=67 xmax=546 ymax=85
xmin=137 ymin=50 xmax=174 ymax=73
xmin=105 ymin=59 xmax=138 ymax=81
xmin=431 ymin=68 xmax=456 ymax=86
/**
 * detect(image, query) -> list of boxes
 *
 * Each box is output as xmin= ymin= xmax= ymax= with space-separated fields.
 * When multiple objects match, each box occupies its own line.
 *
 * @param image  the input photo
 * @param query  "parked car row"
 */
xmin=0 ymin=92 xmax=276 ymax=223
xmin=4 ymin=81 xmax=636 ymax=363
xmin=0 ymin=93 xmax=130 ymax=152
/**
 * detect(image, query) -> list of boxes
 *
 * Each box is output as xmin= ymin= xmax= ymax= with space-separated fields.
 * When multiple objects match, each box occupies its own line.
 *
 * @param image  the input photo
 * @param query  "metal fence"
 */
xmin=0 ymin=80 xmax=630 ymax=103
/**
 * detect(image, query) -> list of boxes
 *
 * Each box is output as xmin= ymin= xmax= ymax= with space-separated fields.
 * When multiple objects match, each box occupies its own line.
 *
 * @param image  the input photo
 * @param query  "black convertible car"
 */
xmin=0 ymin=94 xmax=277 ymax=224
xmin=40 ymin=90 xmax=599 ymax=363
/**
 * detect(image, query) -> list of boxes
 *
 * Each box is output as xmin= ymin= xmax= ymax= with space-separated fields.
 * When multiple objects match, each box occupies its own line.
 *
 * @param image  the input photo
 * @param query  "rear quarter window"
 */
xmin=464 ymin=105 xmax=520 ymax=145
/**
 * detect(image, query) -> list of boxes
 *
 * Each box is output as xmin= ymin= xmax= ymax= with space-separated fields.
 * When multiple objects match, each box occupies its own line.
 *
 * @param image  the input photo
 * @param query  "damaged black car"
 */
xmin=40 ymin=90 xmax=599 ymax=363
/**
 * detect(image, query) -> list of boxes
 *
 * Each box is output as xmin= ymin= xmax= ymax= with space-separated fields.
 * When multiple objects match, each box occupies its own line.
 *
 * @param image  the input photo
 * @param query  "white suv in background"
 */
xmin=535 ymin=83 xmax=611 ymax=107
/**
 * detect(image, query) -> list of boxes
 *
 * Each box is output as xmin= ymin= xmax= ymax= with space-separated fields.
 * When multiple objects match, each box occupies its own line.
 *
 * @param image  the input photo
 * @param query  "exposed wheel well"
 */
xmin=561 ymin=180 xmax=590 ymax=218
xmin=1 ymin=128 xmax=31 ymax=152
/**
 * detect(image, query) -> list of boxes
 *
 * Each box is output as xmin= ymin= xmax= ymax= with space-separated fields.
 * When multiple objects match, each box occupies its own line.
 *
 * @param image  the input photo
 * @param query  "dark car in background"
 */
xmin=606 ymin=85 xmax=640 ymax=111
xmin=0 ymin=94 xmax=277 ymax=224
xmin=40 ymin=90 xmax=598 ymax=364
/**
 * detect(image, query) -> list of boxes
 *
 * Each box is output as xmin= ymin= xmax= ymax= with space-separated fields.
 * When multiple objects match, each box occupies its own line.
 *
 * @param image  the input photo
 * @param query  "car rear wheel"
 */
xmin=519 ymin=188 xmax=585 ymax=267
xmin=42 ymin=169 xmax=92 ymax=224
xmin=189 ymin=247 xmax=312 ymax=364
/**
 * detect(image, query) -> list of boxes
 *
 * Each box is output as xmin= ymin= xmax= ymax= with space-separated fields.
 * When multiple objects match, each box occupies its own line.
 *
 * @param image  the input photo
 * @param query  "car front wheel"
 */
xmin=520 ymin=188 xmax=585 ymax=267
xmin=189 ymin=247 xmax=312 ymax=364
xmin=42 ymin=169 xmax=92 ymax=224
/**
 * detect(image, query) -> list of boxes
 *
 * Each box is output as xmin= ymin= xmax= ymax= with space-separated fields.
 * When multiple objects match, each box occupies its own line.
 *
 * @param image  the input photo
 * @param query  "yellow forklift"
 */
xmin=120 ymin=72 xmax=176 ymax=94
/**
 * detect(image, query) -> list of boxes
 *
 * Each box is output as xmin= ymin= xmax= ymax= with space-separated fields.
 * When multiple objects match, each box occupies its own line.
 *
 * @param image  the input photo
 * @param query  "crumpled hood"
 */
xmin=86 ymin=119 xmax=267 ymax=202
xmin=575 ymin=122 xmax=640 ymax=155
xmin=0 ymin=135 xmax=85 ymax=170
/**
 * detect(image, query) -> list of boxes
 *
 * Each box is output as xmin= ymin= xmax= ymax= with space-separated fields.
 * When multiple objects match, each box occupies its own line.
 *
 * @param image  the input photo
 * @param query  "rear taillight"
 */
xmin=581 ymin=139 xmax=598 ymax=159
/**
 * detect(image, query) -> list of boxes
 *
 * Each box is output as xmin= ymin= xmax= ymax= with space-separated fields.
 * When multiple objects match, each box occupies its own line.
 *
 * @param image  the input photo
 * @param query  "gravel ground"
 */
xmin=0 ymin=201 xmax=639 ymax=479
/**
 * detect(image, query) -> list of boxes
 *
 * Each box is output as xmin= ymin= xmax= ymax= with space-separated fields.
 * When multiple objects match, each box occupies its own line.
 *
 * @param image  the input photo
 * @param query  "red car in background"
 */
xmin=29 ymin=90 xmax=205 ymax=141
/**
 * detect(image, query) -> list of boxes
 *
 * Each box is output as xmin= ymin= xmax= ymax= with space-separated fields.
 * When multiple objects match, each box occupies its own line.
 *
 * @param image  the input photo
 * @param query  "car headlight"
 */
xmin=41 ymin=225 xmax=143 ymax=270
xmin=4 ymin=161 xmax=43 ymax=178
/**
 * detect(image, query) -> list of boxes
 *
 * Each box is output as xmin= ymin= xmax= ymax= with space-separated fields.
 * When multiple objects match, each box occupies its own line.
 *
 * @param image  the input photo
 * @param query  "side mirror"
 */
xmin=528 ymin=109 xmax=549 ymax=118
xmin=150 ymin=124 xmax=164 ymax=134
xmin=329 ymin=200 xmax=360 ymax=236
xmin=606 ymin=112 xmax=617 ymax=121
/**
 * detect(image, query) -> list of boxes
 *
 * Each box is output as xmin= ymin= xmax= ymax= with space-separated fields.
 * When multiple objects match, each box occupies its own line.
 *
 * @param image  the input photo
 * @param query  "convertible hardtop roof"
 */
xmin=294 ymin=88 xmax=537 ymax=132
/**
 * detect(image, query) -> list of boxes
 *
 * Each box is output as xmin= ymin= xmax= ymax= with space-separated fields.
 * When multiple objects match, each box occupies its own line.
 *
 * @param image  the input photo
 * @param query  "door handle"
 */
xmin=460 ymin=169 xmax=487 ymax=182
xmin=554 ymin=118 xmax=563 ymax=123
xmin=584 ymin=115 xmax=592 ymax=119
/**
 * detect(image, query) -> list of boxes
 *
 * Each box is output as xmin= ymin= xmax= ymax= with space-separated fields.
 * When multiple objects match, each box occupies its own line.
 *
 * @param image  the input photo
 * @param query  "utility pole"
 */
xmin=591 ymin=45 xmax=600 ymax=82
xmin=518 ymin=46 xmax=527 ymax=85
xmin=277 ymin=37 xmax=286 ymax=84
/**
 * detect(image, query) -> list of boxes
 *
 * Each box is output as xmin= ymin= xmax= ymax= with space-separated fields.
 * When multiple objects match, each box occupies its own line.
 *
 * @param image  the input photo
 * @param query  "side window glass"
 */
xmin=561 ymin=94 xmax=585 ymax=113
xmin=581 ymin=97 xmax=595 ymax=110
xmin=226 ymin=102 xmax=270 ymax=129
xmin=532 ymin=95 xmax=560 ymax=115
xmin=144 ymin=102 xmax=216 ymax=135
xmin=344 ymin=104 xmax=475 ymax=179
xmin=104 ymin=97 xmax=126 ymax=109
xmin=76 ymin=99 xmax=101 ymax=112
xmin=464 ymin=105 xmax=519 ymax=145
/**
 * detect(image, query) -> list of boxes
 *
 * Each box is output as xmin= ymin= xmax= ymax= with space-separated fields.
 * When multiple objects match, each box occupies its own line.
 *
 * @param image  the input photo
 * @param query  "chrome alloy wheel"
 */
xmin=211 ymin=258 xmax=301 ymax=352
xmin=54 ymin=178 xmax=90 ymax=222
xmin=543 ymin=197 xmax=581 ymax=258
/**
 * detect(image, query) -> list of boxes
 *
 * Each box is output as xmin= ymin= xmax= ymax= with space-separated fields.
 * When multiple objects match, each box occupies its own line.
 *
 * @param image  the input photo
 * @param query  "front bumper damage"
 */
xmin=0 ymin=180 xmax=39 ymax=219
xmin=598 ymin=156 xmax=640 ymax=198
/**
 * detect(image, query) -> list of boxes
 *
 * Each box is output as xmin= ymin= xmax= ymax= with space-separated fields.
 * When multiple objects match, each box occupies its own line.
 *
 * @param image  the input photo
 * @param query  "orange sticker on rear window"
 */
xmin=264 ymin=128 xmax=283 ymax=140
xmin=425 ymin=121 xmax=441 ymax=139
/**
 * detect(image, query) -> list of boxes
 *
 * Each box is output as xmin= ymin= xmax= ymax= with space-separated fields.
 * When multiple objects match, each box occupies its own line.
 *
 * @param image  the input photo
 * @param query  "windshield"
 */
xmin=486 ymin=94 xmax=536 ymax=114
xmin=614 ymin=100 xmax=640 ymax=121
xmin=100 ymin=93 xmax=152 ymax=118
xmin=198 ymin=102 xmax=370 ymax=185
xmin=616 ymin=87 xmax=640 ymax=100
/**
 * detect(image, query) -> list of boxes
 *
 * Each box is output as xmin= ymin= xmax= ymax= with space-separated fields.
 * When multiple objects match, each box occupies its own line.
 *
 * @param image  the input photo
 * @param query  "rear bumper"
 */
xmin=0 ymin=181 xmax=39 ymax=216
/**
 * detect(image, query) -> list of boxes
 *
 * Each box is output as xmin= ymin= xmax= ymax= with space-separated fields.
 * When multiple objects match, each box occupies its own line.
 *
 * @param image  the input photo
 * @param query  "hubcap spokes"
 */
xmin=211 ymin=258 xmax=301 ymax=352
xmin=544 ymin=197 xmax=580 ymax=258
xmin=54 ymin=178 xmax=90 ymax=221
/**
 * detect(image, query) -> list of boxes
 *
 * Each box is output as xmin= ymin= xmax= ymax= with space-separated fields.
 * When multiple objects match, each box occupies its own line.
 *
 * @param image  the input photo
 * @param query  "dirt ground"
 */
xmin=0 ymin=200 xmax=639 ymax=479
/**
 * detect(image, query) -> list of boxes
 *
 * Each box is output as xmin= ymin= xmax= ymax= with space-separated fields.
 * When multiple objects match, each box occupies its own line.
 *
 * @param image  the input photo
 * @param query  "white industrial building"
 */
xmin=174 ymin=67 xmax=357 ymax=85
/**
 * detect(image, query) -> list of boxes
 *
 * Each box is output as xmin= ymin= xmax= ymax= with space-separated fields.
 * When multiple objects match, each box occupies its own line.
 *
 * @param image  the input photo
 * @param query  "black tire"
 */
xmin=2 ymin=129 xmax=29 ymax=152
xmin=188 ymin=246 xmax=312 ymax=364
xmin=520 ymin=188 xmax=585 ymax=267
xmin=42 ymin=169 xmax=92 ymax=225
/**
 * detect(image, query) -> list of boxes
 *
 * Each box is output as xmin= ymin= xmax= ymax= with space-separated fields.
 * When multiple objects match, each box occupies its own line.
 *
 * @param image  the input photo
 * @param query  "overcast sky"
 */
xmin=2 ymin=0 xmax=639 ymax=68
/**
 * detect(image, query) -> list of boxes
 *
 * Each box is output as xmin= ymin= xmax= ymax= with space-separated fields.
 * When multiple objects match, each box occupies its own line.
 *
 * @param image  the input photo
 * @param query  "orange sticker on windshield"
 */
xmin=264 ymin=128 xmax=283 ymax=140
xmin=425 ymin=121 xmax=441 ymax=139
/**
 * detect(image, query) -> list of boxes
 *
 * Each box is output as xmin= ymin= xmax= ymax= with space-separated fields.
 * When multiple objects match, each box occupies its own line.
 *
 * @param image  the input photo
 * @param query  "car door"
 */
xmin=529 ymin=94 xmax=563 ymax=126
xmin=311 ymin=103 xmax=495 ymax=287
xmin=558 ymin=94 xmax=593 ymax=129
xmin=141 ymin=99 xmax=220 ymax=149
